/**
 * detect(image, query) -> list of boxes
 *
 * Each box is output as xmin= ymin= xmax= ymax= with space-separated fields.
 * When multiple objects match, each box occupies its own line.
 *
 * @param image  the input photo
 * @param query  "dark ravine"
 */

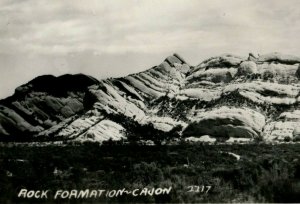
xmin=1 ymin=52 xmax=300 ymax=143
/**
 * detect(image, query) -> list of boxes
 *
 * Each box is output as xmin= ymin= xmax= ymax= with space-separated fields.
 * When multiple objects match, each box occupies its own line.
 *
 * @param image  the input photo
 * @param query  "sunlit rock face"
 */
xmin=0 ymin=52 xmax=300 ymax=143
xmin=183 ymin=107 xmax=265 ymax=139
xmin=0 ymin=74 xmax=99 ymax=140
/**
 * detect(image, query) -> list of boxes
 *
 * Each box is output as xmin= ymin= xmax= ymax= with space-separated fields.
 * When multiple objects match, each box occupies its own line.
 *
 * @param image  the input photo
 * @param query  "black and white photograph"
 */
xmin=0 ymin=0 xmax=300 ymax=203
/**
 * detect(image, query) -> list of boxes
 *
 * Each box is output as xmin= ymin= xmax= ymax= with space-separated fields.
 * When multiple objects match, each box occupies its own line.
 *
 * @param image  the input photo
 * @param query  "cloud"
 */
xmin=0 ymin=0 xmax=300 ymax=98
xmin=1 ymin=0 xmax=300 ymax=56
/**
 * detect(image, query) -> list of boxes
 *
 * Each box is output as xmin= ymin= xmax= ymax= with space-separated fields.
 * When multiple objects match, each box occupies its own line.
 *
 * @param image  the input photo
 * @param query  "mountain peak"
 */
xmin=1 ymin=52 xmax=300 ymax=143
xmin=155 ymin=53 xmax=190 ymax=75
xmin=14 ymin=74 xmax=99 ymax=96
xmin=164 ymin=53 xmax=187 ymax=66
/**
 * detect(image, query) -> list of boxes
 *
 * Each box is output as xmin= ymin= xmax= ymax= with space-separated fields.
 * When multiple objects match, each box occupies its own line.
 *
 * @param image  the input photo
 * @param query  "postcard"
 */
xmin=0 ymin=0 xmax=299 ymax=203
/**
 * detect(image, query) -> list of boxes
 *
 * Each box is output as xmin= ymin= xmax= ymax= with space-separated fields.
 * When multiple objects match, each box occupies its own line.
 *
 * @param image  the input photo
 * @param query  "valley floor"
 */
xmin=1 ymin=143 xmax=300 ymax=203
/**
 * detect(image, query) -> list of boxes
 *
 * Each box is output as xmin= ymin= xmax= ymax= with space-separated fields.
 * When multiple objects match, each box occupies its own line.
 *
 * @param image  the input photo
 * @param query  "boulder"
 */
xmin=293 ymin=127 xmax=300 ymax=141
xmin=237 ymin=61 xmax=257 ymax=76
xmin=248 ymin=53 xmax=259 ymax=61
xmin=197 ymin=54 xmax=244 ymax=69
xmin=183 ymin=107 xmax=265 ymax=139
xmin=258 ymin=53 xmax=300 ymax=64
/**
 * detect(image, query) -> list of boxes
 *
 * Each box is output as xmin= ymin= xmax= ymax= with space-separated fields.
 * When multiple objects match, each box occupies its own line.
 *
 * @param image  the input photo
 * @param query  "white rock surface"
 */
xmin=75 ymin=120 xmax=125 ymax=142
xmin=2 ymin=52 xmax=300 ymax=143
xmin=184 ymin=107 xmax=265 ymax=138
xmin=185 ymin=135 xmax=216 ymax=143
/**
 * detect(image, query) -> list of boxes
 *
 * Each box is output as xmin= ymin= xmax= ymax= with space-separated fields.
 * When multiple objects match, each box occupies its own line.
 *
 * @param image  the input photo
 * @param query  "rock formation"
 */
xmin=0 ymin=52 xmax=300 ymax=143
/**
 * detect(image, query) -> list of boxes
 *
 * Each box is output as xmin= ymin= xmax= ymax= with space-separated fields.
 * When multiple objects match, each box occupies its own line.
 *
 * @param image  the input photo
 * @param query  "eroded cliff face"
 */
xmin=1 ymin=52 xmax=300 ymax=143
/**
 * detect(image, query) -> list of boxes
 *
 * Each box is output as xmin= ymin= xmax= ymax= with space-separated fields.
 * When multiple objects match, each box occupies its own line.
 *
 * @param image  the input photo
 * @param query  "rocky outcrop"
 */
xmin=0 ymin=52 xmax=300 ymax=143
xmin=237 ymin=61 xmax=257 ymax=76
xmin=0 ymin=74 xmax=99 ymax=140
xmin=263 ymin=110 xmax=300 ymax=142
xmin=257 ymin=53 xmax=300 ymax=64
xmin=186 ymin=54 xmax=244 ymax=85
xmin=183 ymin=107 xmax=265 ymax=139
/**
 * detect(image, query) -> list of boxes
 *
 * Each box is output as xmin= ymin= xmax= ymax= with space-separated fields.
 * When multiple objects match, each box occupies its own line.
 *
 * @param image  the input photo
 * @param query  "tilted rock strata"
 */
xmin=0 ymin=53 xmax=300 ymax=143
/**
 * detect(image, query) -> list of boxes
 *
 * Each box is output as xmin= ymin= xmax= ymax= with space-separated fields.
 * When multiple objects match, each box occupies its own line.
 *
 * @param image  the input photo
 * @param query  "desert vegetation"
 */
xmin=1 ymin=142 xmax=300 ymax=203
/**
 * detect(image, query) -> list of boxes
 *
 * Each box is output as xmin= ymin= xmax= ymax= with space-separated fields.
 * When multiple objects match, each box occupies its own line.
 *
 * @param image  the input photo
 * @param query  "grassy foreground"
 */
xmin=1 ymin=142 xmax=300 ymax=203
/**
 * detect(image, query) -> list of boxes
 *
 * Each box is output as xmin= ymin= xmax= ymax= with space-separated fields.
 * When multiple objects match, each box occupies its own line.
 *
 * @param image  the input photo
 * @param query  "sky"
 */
xmin=0 ymin=0 xmax=300 ymax=99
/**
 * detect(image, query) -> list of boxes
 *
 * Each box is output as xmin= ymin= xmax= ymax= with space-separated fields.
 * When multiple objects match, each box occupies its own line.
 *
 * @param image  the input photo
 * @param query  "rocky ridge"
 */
xmin=0 ymin=52 xmax=300 ymax=143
